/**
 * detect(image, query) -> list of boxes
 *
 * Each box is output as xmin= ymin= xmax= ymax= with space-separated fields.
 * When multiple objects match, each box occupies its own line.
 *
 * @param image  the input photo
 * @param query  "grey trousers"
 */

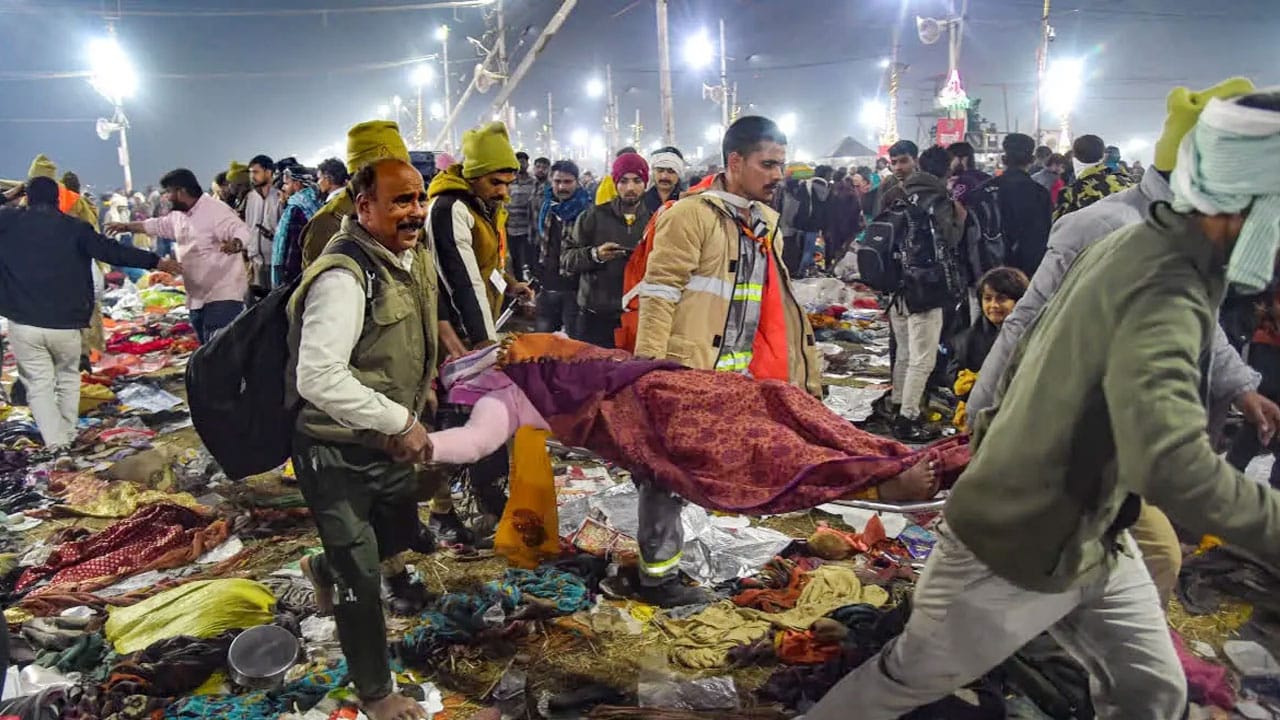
xmin=804 ymin=523 xmax=1186 ymax=720
xmin=636 ymin=479 xmax=684 ymax=587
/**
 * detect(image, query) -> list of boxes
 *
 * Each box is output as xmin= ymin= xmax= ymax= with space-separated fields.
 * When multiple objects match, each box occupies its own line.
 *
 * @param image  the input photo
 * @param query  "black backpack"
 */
xmin=960 ymin=180 xmax=1008 ymax=284
xmin=859 ymin=195 xmax=961 ymax=313
xmin=185 ymin=240 xmax=376 ymax=479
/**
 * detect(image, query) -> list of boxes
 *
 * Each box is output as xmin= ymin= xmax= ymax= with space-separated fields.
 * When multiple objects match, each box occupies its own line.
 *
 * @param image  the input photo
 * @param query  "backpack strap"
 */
xmin=322 ymin=238 xmax=378 ymax=309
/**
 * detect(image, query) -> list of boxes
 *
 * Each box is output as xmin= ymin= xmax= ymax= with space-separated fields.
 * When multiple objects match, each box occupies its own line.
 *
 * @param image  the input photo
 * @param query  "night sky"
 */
xmin=2 ymin=0 xmax=1278 ymax=194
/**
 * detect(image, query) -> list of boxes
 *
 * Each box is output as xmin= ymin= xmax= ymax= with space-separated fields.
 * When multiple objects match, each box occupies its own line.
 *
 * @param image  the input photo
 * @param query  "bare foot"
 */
xmin=300 ymin=555 xmax=335 ymax=616
xmin=878 ymin=456 xmax=940 ymax=502
xmin=363 ymin=692 xmax=428 ymax=720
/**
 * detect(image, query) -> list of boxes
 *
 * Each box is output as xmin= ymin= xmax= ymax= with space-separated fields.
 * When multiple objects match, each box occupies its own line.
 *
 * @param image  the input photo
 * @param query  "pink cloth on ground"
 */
xmin=1170 ymin=629 xmax=1235 ymax=709
xmin=430 ymin=380 xmax=548 ymax=465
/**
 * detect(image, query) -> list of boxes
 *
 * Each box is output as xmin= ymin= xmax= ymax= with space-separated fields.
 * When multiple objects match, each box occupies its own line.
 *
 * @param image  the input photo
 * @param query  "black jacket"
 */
xmin=0 ymin=205 xmax=159 ymax=329
xmin=986 ymin=169 xmax=1052 ymax=277
xmin=561 ymin=198 xmax=652 ymax=314
xmin=950 ymin=316 xmax=1000 ymax=394
xmin=537 ymin=213 xmax=577 ymax=293
xmin=643 ymin=184 xmax=682 ymax=214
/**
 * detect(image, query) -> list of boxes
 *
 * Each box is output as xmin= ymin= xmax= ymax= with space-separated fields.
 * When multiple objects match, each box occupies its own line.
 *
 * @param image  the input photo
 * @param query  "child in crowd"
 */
xmin=951 ymin=267 xmax=1029 ymax=430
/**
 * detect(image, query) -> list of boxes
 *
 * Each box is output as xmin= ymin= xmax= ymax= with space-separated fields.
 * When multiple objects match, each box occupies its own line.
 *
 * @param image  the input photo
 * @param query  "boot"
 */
xmin=428 ymin=510 xmax=475 ymax=547
xmin=634 ymin=577 xmax=713 ymax=609
xmin=892 ymin=415 xmax=940 ymax=443
xmin=384 ymin=571 xmax=431 ymax=616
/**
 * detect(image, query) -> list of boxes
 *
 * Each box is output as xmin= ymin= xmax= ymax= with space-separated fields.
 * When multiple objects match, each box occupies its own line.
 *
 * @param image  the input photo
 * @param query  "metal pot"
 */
xmin=227 ymin=624 xmax=301 ymax=690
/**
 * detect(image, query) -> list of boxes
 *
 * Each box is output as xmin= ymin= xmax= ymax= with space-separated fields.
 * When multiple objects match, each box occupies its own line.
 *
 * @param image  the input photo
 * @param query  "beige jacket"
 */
xmin=633 ymin=176 xmax=821 ymax=396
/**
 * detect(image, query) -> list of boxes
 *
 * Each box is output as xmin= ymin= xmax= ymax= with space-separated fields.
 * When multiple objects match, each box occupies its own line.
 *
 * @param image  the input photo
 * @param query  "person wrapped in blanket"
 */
xmin=950 ymin=267 xmax=1029 ymax=432
xmin=427 ymin=333 xmax=969 ymax=533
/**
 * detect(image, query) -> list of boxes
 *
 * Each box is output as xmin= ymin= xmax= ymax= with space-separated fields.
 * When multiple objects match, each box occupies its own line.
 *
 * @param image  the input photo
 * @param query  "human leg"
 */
xmin=293 ymin=435 xmax=407 ymax=702
xmin=535 ymin=291 xmax=565 ymax=333
xmin=781 ymin=234 xmax=803 ymax=277
xmin=636 ymin=478 xmax=685 ymax=587
xmin=899 ymin=307 xmax=944 ymax=420
xmin=1129 ymin=502 xmax=1181 ymax=609
xmin=195 ymin=300 xmax=244 ymax=343
xmin=47 ymin=328 xmax=84 ymax=448
xmin=1047 ymin=534 xmax=1187 ymax=719
xmin=804 ymin=524 xmax=1081 ymax=720
xmin=888 ymin=303 xmax=911 ymax=407
xmin=9 ymin=324 xmax=69 ymax=448
xmin=798 ymin=231 xmax=820 ymax=275
xmin=578 ymin=310 xmax=620 ymax=348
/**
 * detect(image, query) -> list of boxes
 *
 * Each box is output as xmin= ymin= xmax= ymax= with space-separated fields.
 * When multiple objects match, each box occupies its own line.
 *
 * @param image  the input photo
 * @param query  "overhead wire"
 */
xmin=0 ymin=0 xmax=495 ymax=17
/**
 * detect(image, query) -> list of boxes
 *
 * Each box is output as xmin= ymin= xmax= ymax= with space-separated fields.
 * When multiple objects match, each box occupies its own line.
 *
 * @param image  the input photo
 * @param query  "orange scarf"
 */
xmin=743 ymin=222 xmax=789 ymax=382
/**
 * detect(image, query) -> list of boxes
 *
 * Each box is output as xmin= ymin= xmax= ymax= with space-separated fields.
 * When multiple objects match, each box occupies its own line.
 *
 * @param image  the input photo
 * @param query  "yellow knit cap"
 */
xmin=1153 ymin=77 xmax=1255 ymax=172
xmin=346 ymin=120 xmax=410 ymax=175
xmin=461 ymin=122 xmax=519 ymax=179
xmin=28 ymin=154 xmax=57 ymax=180
xmin=226 ymin=161 xmax=250 ymax=185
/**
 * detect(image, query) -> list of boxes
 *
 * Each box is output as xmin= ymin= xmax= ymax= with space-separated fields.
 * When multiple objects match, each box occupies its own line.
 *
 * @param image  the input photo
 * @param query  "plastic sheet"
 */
xmin=116 ymin=383 xmax=184 ymax=413
xmin=637 ymin=675 xmax=739 ymax=711
xmin=2 ymin=664 xmax=74 ymax=699
xmin=790 ymin=278 xmax=856 ymax=311
xmin=822 ymin=385 xmax=888 ymax=422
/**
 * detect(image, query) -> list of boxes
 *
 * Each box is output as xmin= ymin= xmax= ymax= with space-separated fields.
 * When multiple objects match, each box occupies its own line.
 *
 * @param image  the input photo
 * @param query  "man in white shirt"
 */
xmin=286 ymin=157 xmax=438 ymax=720
xmin=243 ymin=154 xmax=282 ymax=299
xmin=317 ymin=157 xmax=350 ymax=204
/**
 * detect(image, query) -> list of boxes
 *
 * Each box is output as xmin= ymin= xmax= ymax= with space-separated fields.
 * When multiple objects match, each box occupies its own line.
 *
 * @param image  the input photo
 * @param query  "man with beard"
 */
xmin=244 ymin=155 xmax=282 ymax=298
xmin=271 ymin=165 xmax=323 ymax=287
xmin=507 ymin=151 xmax=538 ymax=282
xmin=427 ymin=122 xmax=534 ymax=348
xmin=626 ymin=117 xmax=820 ymax=606
xmin=534 ymin=160 xmax=590 ymax=335
xmin=108 ymin=169 xmax=250 ymax=344
xmin=561 ymin=152 xmax=653 ymax=347
xmin=287 ymin=157 xmax=438 ymax=720
xmin=223 ymin=161 xmax=252 ymax=217
xmin=645 ymin=146 xmax=686 ymax=213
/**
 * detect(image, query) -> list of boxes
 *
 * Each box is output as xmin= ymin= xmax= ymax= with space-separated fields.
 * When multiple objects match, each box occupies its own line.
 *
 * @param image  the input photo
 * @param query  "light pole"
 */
xmin=655 ymin=0 xmax=675 ymax=145
xmin=436 ymin=24 xmax=455 ymax=152
xmin=1046 ymin=57 xmax=1083 ymax=150
xmin=410 ymin=63 xmax=435 ymax=149
xmin=88 ymin=31 xmax=138 ymax=193
xmin=684 ymin=24 xmax=730 ymax=131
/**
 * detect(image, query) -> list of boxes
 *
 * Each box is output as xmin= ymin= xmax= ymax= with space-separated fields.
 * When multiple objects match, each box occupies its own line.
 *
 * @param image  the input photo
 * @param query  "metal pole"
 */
xmin=1001 ymin=82 xmax=1011 ymax=134
xmin=656 ymin=0 xmax=675 ymax=144
xmin=633 ymin=107 xmax=642 ymax=146
xmin=1032 ymin=0 xmax=1051 ymax=144
xmin=495 ymin=0 xmax=515 ymax=128
xmin=441 ymin=27 xmax=454 ymax=151
xmin=416 ymin=85 xmax=425 ymax=148
xmin=547 ymin=92 xmax=555 ymax=155
xmin=116 ymin=106 xmax=133 ymax=193
xmin=605 ymin=63 xmax=620 ymax=155
xmin=487 ymin=0 xmax=577 ymax=111
xmin=718 ymin=18 xmax=729 ymax=129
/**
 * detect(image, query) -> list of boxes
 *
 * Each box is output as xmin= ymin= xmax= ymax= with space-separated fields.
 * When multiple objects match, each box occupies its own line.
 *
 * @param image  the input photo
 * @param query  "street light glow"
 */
xmin=392 ymin=95 xmax=403 ymax=107
xmin=683 ymin=29 xmax=715 ymax=69
xmin=376 ymin=104 xmax=391 ymax=119
xmin=429 ymin=102 xmax=445 ymax=119
xmin=410 ymin=63 xmax=435 ymax=87
xmin=777 ymin=112 xmax=798 ymax=136
xmin=878 ymin=57 xmax=891 ymax=69
xmin=527 ymin=109 xmax=538 ymax=119
xmin=435 ymin=24 xmax=449 ymax=41
xmin=704 ymin=123 xmax=723 ymax=143
xmin=570 ymin=128 xmax=589 ymax=147
xmin=859 ymin=99 xmax=886 ymax=131
xmin=1045 ymin=57 xmax=1085 ymax=118
xmin=87 ymin=35 xmax=138 ymax=105
xmin=585 ymin=77 xmax=605 ymax=99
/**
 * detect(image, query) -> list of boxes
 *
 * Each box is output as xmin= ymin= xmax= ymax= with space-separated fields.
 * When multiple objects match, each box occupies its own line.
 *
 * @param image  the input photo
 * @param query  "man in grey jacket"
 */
xmin=969 ymin=81 xmax=1280 ymax=605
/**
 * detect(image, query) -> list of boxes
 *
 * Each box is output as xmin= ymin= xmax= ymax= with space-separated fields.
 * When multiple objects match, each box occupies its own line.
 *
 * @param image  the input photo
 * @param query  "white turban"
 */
xmin=649 ymin=150 xmax=686 ymax=176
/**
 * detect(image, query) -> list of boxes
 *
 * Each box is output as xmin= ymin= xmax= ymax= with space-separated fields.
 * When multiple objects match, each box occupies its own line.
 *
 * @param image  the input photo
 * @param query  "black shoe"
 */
xmin=871 ymin=395 xmax=899 ymax=421
xmin=635 ymin=578 xmax=714 ymax=609
xmin=892 ymin=415 xmax=940 ymax=443
xmin=408 ymin=522 xmax=438 ymax=555
xmin=428 ymin=510 xmax=475 ymax=547
xmin=385 ymin=571 xmax=431 ymax=616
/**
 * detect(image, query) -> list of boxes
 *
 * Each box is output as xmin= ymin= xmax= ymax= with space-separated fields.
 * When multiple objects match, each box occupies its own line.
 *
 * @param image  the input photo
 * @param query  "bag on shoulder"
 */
xmin=961 ymin=181 xmax=1008 ymax=283
xmin=185 ymin=239 xmax=375 ymax=479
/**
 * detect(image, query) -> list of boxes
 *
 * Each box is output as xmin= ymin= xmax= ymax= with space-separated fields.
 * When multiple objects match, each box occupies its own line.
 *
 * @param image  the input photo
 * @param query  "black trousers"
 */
xmin=1227 ymin=343 xmax=1280 ymax=487
xmin=577 ymin=309 xmax=622 ymax=349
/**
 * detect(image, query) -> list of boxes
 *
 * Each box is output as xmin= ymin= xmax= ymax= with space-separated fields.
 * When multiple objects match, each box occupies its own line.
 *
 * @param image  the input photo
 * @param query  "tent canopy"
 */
xmin=826 ymin=136 xmax=879 ymax=159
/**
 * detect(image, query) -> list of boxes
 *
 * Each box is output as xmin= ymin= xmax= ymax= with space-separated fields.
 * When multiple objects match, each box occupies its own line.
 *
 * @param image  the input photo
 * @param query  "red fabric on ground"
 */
xmin=1171 ymin=629 xmax=1235 ymax=709
xmin=16 ymin=503 xmax=227 ymax=596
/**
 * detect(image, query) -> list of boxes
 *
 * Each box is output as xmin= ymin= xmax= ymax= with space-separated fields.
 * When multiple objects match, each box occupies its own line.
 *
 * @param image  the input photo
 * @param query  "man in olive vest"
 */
xmin=287 ymin=157 xmax=438 ymax=720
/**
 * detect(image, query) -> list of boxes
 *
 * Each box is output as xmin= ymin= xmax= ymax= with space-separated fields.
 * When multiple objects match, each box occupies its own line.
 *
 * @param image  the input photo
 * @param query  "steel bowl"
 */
xmin=227 ymin=624 xmax=301 ymax=690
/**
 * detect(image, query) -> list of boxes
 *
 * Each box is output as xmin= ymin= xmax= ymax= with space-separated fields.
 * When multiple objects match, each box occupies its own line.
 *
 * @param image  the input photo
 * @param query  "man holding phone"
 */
xmin=560 ymin=152 xmax=652 ymax=347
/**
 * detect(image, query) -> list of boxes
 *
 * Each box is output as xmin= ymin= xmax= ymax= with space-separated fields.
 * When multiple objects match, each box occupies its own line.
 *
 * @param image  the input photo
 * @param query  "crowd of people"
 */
xmin=2 ymin=72 xmax=1280 ymax=719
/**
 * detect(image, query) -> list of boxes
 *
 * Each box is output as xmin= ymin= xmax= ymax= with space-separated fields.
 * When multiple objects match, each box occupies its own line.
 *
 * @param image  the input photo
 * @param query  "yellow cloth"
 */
xmin=740 ymin=564 xmax=888 ymax=631
xmin=495 ymin=427 xmax=560 ymax=568
xmin=226 ymin=161 xmax=249 ymax=185
xmin=60 ymin=480 xmax=202 ymax=519
xmin=594 ymin=175 xmax=617 ymax=205
xmin=461 ymin=121 xmax=519 ymax=179
xmin=663 ymin=602 xmax=773 ymax=670
xmin=345 ymin=120 xmax=410 ymax=174
xmin=664 ymin=565 xmax=887 ymax=668
xmin=28 ymin=154 xmax=57 ymax=180
xmin=78 ymin=383 xmax=115 ymax=414
xmin=953 ymin=369 xmax=978 ymax=431
xmin=1154 ymin=77 xmax=1255 ymax=172
xmin=105 ymin=579 xmax=276 ymax=654
xmin=786 ymin=162 xmax=814 ymax=180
